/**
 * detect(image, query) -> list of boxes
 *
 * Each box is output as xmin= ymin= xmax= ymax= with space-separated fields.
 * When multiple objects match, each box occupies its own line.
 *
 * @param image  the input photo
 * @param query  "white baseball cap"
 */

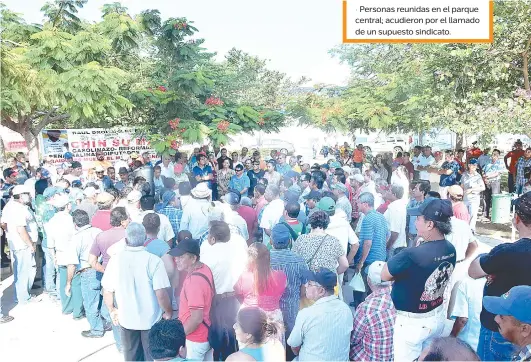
xmin=83 ymin=186 xmax=100 ymax=198
xmin=127 ymin=190 xmax=143 ymax=203
xmin=12 ymin=185 xmax=31 ymax=196
xmin=50 ymin=193 xmax=70 ymax=208
xmin=367 ymin=261 xmax=391 ymax=287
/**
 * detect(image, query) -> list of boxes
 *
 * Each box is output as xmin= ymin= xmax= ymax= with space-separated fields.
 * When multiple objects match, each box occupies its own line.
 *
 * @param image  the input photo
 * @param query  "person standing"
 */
xmin=287 ymin=268 xmax=353 ymax=361
xmin=352 ymin=192 xmax=388 ymax=308
xmin=276 ymin=154 xmax=292 ymax=177
xmin=468 ymin=191 xmax=531 ymax=361
xmin=64 ymin=209 xmax=105 ymax=338
xmin=416 ymin=146 xmax=435 ymax=182
xmin=170 ymin=238 xmax=215 ymax=361
xmin=91 ymin=192 xmax=115 ymax=231
xmin=247 ymin=160 xmax=265 ymax=197
xmin=1 ymin=185 xmax=39 ymax=304
xmin=217 ymin=159 xmax=235 ymax=198
xmin=406 ymin=180 xmax=430 ymax=247
xmin=515 ymin=147 xmax=531 ymax=195
xmin=381 ymin=198 xmax=456 ymax=361
xmin=482 ymin=149 xmax=504 ymax=218
xmin=159 ymin=154 xmax=175 ymax=179
xmin=461 ymin=159 xmax=485 ymax=232
xmin=264 ymin=160 xmax=282 ymax=187
xmin=350 ymin=261 xmax=396 ymax=361
xmin=102 ymin=222 xmax=172 ymax=361
xmin=193 ymin=154 xmax=213 ymax=189
xmin=179 ymin=183 xmax=212 ymax=239
xmin=504 ymin=139 xmax=525 ymax=193
xmin=270 ymin=224 xmax=309 ymax=359
xmin=259 ymin=185 xmax=284 ymax=247
xmin=229 ymin=164 xmax=251 ymax=197
xmin=156 ymin=191 xmax=182 ymax=243
xmin=437 ymin=150 xmax=461 ymax=199
xmin=352 ymin=144 xmax=365 ymax=171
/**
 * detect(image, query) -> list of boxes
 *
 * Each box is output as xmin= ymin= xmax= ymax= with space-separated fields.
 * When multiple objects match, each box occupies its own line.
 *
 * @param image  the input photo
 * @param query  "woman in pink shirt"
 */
xmin=234 ymin=242 xmax=287 ymax=344
xmin=253 ymin=184 xmax=268 ymax=217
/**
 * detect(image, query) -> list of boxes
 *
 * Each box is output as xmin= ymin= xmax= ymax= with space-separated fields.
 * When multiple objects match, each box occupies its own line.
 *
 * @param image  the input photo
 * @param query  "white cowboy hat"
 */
xmin=191 ymin=183 xmax=212 ymax=199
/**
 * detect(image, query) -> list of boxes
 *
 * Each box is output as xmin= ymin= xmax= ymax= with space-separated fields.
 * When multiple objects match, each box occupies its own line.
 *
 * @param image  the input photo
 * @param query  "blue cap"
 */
xmin=304 ymin=268 xmax=337 ymax=289
xmin=469 ymin=158 xmax=478 ymax=165
xmin=321 ymin=164 xmax=330 ymax=170
xmin=40 ymin=169 xmax=50 ymax=179
xmin=271 ymin=223 xmax=291 ymax=249
xmin=286 ymin=170 xmax=300 ymax=179
xmin=284 ymin=190 xmax=299 ymax=203
xmin=330 ymin=161 xmax=342 ymax=169
xmin=156 ymin=191 xmax=176 ymax=212
xmin=64 ymin=152 xmax=73 ymax=159
xmin=303 ymin=190 xmax=322 ymax=201
xmin=43 ymin=186 xmax=63 ymax=200
xmin=224 ymin=191 xmax=241 ymax=205
xmin=407 ymin=198 xmax=453 ymax=222
xmin=483 ymin=285 xmax=531 ymax=324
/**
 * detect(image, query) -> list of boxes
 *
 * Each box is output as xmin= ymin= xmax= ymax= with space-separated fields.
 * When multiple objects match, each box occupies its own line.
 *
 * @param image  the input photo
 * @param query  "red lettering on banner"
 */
xmin=136 ymin=138 xmax=147 ymax=146
xmin=98 ymin=140 xmax=107 ymax=147
xmin=122 ymin=139 xmax=131 ymax=146
xmin=112 ymin=139 xmax=119 ymax=147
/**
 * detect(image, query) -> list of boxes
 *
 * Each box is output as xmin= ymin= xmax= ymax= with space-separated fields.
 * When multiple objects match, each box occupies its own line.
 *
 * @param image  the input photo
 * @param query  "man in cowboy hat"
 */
xmin=179 ymin=183 xmax=212 ymax=239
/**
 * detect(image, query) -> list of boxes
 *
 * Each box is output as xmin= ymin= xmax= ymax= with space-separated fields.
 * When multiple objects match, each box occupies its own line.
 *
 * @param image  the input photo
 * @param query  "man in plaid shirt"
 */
xmin=515 ymin=148 xmax=531 ymax=195
xmin=350 ymin=261 xmax=396 ymax=361
xmin=156 ymin=191 xmax=181 ymax=246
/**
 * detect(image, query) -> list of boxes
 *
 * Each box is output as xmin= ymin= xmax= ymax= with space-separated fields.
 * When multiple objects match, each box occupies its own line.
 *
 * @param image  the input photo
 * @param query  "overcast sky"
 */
xmin=4 ymin=0 xmax=352 ymax=85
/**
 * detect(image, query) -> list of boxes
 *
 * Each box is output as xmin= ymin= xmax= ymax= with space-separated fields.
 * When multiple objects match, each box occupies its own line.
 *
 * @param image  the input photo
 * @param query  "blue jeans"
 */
xmin=79 ymin=269 xmax=104 ymax=335
xmin=477 ymin=325 xmax=517 ymax=361
xmin=12 ymin=247 xmax=36 ymax=303
xmin=98 ymin=271 xmax=122 ymax=351
xmin=58 ymin=266 xmax=84 ymax=317
xmin=42 ymin=247 xmax=57 ymax=294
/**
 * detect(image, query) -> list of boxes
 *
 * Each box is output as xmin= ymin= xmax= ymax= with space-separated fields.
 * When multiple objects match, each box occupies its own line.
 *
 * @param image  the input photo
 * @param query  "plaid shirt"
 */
xmin=350 ymin=286 xmax=396 ymax=361
xmin=516 ymin=156 xmax=531 ymax=187
xmin=514 ymin=344 xmax=531 ymax=361
xmin=158 ymin=206 xmax=182 ymax=238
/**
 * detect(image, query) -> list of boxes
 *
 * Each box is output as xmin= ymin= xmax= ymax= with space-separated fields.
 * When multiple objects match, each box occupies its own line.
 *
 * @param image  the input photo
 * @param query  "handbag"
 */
xmin=349 ymin=272 xmax=366 ymax=293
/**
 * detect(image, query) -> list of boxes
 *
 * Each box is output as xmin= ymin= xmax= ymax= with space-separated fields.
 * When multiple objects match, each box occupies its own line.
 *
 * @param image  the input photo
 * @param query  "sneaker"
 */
xmin=103 ymin=322 xmax=112 ymax=332
xmin=0 ymin=316 xmax=14 ymax=324
xmin=20 ymin=295 xmax=43 ymax=305
xmin=81 ymin=330 xmax=104 ymax=338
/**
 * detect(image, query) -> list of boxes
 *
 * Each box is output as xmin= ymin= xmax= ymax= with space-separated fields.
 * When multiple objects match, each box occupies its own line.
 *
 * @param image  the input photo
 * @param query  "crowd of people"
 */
xmin=1 ymin=139 xmax=531 ymax=362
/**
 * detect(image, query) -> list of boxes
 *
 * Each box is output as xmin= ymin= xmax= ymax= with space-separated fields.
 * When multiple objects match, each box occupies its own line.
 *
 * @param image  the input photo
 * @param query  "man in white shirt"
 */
xmin=417 ymin=146 xmax=435 ymax=181
xmin=159 ymin=154 xmax=175 ymax=179
xmin=132 ymin=195 xmax=175 ymax=246
xmin=384 ymin=184 xmax=408 ymax=257
xmin=411 ymin=145 xmax=422 ymax=180
xmin=45 ymin=193 xmax=82 ymax=317
xmin=102 ymin=222 xmax=172 ymax=361
xmin=0 ymin=185 xmax=39 ymax=304
xmin=260 ymin=185 xmax=285 ymax=247
xmin=179 ymin=183 xmax=211 ymax=239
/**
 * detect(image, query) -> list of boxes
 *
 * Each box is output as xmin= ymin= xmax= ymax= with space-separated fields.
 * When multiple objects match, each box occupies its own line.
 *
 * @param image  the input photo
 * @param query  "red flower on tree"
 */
xmin=217 ymin=120 xmax=230 ymax=133
xmin=168 ymin=118 xmax=180 ymax=130
xmin=170 ymin=140 xmax=179 ymax=150
xmin=205 ymin=96 xmax=224 ymax=106
xmin=158 ymin=85 xmax=167 ymax=92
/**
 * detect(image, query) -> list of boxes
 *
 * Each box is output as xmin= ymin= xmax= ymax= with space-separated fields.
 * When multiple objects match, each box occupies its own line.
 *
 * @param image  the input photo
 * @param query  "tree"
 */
xmin=41 ymin=0 xmax=87 ymax=33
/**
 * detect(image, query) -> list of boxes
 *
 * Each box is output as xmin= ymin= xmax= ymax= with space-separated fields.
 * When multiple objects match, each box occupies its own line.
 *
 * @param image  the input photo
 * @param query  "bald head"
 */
xmin=419 ymin=337 xmax=479 ymax=361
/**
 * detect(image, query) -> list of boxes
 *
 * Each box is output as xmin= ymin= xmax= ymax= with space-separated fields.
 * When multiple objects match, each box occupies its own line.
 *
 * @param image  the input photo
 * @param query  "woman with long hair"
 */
xmin=372 ymin=154 xmax=388 ymax=182
xmin=234 ymin=243 xmax=287 ymax=345
xmin=217 ymin=158 xmax=235 ymax=198
xmin=227 ymin=307 xmax=286 ymax=362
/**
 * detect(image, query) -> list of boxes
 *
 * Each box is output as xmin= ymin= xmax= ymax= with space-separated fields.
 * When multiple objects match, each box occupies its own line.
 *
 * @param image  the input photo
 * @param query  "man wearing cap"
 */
xmin=446 ymin=184 xmax=471 ymax=223
xmin=468 ymin=191 xmax=531 ymax=361
xmin=64 ymin=209 xmax=105 ymax=338
xmin=3 ymin=169 xmax=18 ymax=189
xmin=461 ymin=158 xmax=485 ymax=232
xmin=91 ymin=192 xmax=115 ymax=231
xmin=1 ymin=185 xmax=39 ymax=304
xmin=63 ymin=161 xmax=84 ymax=185
xmin=350 ymin=261 xmax=396 ymax=361
xmin=303 ymin=190 xmax=321 ymax=217
xmin=114 ymin=167 xmax=131 ymax=192
xmin=288 ymin=268 xmax=353 ymax=361
xmin=483 ymin=285 xmax=531 ymax=361
xmin=94 ymin=165 xmax=113 ymax=191
xmin=229 ymin=164 xmax=251 ymax=197
xmin=114 ymin=153 xmax=130 ymax=173
xmin=62 ymin=152 xmax=74 ymax=170
xmin=381 ymin=198 xmax=456 ymax=361
xmin=77 ymin=186 xmax=99 ymax=220
xmin=180 ymin=183 xmax=212 ymax=239
xmin=270 ymin=223 xmax=308 ymax=352
xmin=264 ymin=159 xmax=281 ymax=187
xmin=102 ymin=222 xmax=172 ymax=361
xmin=171 ymin=238 xmax=215 ymax=361
xmin=93 ymin=151 xmax=112 ymax=174
xmin=331 ymin=182 xmax=352 ymax=221
xmin=435 ymin=150 xmax=461 ymax=199
xmin=45 ymin=193 xmax=85 ymax=318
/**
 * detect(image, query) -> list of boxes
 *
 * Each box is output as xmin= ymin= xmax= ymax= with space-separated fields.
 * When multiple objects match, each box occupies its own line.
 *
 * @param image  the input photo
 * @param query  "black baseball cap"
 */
xmin=321 ymin=164 xmax=330 ymax=170
xmin=407 ymin=198 xmax=453 ymax=222
xmin=71 ymin=161 xmax=82 ymax=169
xmin=284 ymin=190 xmax=299 ymax=203
xmin=304 ymin=190 xmax=322 ymax=201
xmin=168 ymin=239 xmax=200 ymax=257
xmin=235 ymin=164 xmax=244 ymax=171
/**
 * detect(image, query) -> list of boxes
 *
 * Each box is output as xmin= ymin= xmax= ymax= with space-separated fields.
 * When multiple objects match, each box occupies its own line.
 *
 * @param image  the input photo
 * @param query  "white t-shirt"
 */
xmin=418 ymin=155 xmax=435 ymax=181
xmin=260 ymin=198 xmax=285 ymax=246
xmin=446 ymin=217 xmax=474 ymax=261
xmin=327 ymin=214 xmax=359 ymax=255
xmin=450 ymin=277 xmax=486 ymax=352
xmin=45 ymin=211 xmax=76 ymax=265
xmin=200 ymin=236 xmax=248 ymax=294
xmin=102 ymin=246 xmax=170 ymax=330
xmin=384 ymin=199 xmax=408 ymax=249
xmin=1 ymin=200 xmax=38 ymax=250
xmin=159 ymin=162 xmax=175 ymax=179
xmin=134 ymin=210 xmax=175 ymax=243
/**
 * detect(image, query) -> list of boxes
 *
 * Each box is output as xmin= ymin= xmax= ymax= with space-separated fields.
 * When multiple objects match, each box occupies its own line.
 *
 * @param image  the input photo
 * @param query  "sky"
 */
xmin=3 ymin=0 xmax=352 ymax=86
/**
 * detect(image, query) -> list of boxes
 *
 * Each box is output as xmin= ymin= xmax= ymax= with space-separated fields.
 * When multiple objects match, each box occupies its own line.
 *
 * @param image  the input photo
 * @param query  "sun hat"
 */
xmin=191 ymin=183 xmax=212 ymax=199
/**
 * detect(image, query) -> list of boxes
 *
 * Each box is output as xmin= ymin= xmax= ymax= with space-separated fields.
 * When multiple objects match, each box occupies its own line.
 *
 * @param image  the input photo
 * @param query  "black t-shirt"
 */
xmin=479 ymin=238 xmax=531 ymax=331
xmin=388 ymin=239 xmax=456 ymax=313
xmin=247 ymin=170 xmax=265 ymax=196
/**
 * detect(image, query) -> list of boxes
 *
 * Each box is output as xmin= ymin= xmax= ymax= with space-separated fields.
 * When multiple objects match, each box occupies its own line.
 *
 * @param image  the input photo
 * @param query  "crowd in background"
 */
xmin=1 ymin=139 xmax=531 ymax=362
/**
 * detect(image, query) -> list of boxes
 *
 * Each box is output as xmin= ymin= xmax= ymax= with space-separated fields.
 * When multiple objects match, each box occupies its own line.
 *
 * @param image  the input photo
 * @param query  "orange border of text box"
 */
xmin=342 ymin=0 xmax=494 ymax=43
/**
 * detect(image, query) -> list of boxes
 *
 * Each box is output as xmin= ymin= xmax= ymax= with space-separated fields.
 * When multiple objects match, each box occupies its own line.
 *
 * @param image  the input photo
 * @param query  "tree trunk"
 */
xmin=456 ymin=132 xmax=465 ymax=150
xmin=22 ymin=129 xmax=41 ymax=167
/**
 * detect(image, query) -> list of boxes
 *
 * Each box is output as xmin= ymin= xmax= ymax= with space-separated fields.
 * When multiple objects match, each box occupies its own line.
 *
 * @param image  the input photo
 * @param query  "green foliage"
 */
xmin=41 ymin=0 xmax=87 ymax=33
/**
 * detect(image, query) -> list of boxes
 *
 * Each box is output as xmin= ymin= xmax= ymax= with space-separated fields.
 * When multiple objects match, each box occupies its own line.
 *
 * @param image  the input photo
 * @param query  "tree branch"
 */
xmin=1 ymin=115 xmax=19 ymax=132
xmin=509 ymin=63 xmax=524 ymax=72
xmin=31 ymin=112 xmax=70 ymax=136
